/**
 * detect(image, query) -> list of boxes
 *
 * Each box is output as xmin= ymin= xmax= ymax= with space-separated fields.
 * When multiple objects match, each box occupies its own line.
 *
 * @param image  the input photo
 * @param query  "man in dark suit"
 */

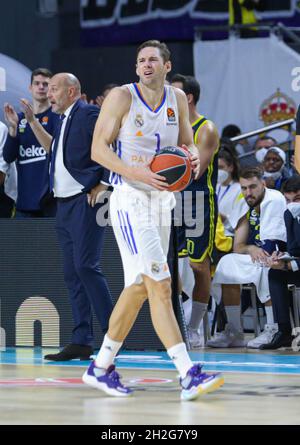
xmin=44 ymin=73 xmax=113 ymax=361
xmin=260 ymin=175 xmax=300 ymax=350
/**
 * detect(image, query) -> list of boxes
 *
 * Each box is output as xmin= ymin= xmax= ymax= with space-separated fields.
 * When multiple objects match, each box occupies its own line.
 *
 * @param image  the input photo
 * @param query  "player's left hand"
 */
xmin=182 ymin=144 xmax=200 ymax=180
xmin=87 ymin=183 xmax=108 ymax=207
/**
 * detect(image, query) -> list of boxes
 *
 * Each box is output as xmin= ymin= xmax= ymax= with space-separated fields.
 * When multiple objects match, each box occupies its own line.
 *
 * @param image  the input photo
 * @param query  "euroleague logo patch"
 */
xmin=167 ymin=107 xmax=176 ymax=122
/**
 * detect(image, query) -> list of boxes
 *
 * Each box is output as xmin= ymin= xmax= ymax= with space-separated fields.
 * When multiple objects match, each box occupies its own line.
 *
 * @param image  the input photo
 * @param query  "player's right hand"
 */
xmin=130 ymin=165 xmax=169 ymax=191
xmin=4 ymin=103 xmax=18 ymax=129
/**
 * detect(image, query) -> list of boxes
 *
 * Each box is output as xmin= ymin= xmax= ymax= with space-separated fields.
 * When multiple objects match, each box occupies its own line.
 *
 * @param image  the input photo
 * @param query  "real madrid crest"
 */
xmin=134 ymin=113 xmax=144 ymax=127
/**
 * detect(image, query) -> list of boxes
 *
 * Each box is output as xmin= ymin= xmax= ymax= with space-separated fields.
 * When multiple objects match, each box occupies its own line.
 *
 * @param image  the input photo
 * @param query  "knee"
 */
xmin=190 ymin=258 xmax=209 ymax=275
xmin=75 ymin=261 xmax=101 ymax=279
xmin=131 ymin=283 xmax=148 ymax=309
xmin=148 ymin=279 xmax=172 ymax=305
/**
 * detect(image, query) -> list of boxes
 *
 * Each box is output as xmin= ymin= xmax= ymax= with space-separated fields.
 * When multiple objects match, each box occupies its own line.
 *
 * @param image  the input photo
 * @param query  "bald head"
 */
xmin=47 ymin=72 xmax=82 ymax=114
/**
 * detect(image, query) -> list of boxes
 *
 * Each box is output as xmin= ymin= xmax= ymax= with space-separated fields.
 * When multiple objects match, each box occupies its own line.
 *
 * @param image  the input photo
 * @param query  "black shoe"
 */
xmin=44 ymin=344 xmax=93 ymax=361
xmin=259 ymin=331 xmax=293 ymax=350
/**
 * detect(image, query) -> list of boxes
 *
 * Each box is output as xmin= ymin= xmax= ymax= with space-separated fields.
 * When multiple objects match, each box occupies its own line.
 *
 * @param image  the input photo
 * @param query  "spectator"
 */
xmin=221 ymin=124 xmax=250 ymax=157
xmin=221 ymin=124 xmax=241 ymax=140
xmin=217 ymin=148 xmax=241 ymax=236
xmin=0 ymin=121 xmax=17 ymax=217
xmin=240 ymin=135 xmax=277 ymax=168
xmin=229 ymin=0 xmax=266 ymax=38
xmin=92 ymin=83 xmax=119 ymax=108
xmin=262 ymin=146 xmax=290 ymax=191
xmin=3 ymin=68 xmax=58 ymax=217
xmin=207 ymin=167 xmax=287 ymax=349
xmin=254 ymin=136 xmax=278 ymax=163
xmin=260 ymin=176 xmax=300 ymax=349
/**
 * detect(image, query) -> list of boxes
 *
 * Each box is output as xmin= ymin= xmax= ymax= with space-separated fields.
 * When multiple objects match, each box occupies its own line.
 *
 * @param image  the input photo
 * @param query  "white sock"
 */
xmin=95 ymin=334 xmax=123 ymax=369
xmin=167 ymin=342 xmax=193 ymax=379
xmin=225 ymin=305 xmax=243 ymax=333
xmin=265 ymin=305 xmax=274 ymax=325
xmin=189 ymin=302 xmax=208 ymax=330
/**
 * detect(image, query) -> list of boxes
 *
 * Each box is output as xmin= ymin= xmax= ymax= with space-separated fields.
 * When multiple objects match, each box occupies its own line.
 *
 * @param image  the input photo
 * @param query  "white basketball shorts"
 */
xmin=109 ymin=187 xmax=176 ymax=288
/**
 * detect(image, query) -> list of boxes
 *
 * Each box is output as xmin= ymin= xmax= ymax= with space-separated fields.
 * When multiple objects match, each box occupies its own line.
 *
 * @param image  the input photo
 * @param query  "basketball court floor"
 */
xmin=0 ymin=347 xmax=300 ymax=425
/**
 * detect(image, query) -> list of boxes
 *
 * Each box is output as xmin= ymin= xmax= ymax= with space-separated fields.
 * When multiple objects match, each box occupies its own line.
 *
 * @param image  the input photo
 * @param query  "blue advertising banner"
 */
xmin=80 ymin=0 xmax=300 ymax=46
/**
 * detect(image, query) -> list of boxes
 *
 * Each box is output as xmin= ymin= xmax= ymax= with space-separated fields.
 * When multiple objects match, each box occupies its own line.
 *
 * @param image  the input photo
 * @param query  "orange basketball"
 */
xmin=150 ymin=146 xmax=192 ymax=192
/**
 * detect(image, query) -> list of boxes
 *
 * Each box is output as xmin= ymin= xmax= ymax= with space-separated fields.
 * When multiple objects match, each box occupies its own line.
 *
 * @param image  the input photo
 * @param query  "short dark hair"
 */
xmin=240 ymin=166 xmax=264 ymax=181
xmin=171 ymin=73 xmax=186 ymax=85
xmin=102 ymin=83 xmax=118 ymax=93
xmin=282 ymin=175 xmax=300 ymax=193
xmin=137 ymin=40 xmax=171 ymax=63
xmin=221 ymin=124 xmax=241 ymax=139
xmin=31 ymin=68 xmax=53 ymax=84
xmin=171 ymin=73 xmax=200 ymax=105
xmin=254 ymin=135 xmax=277 ymax=148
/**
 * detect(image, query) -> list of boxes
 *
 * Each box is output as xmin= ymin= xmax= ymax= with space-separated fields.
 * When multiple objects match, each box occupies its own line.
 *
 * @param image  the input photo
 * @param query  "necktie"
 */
xmin=49 ymin=114 xmax=66 ymax=192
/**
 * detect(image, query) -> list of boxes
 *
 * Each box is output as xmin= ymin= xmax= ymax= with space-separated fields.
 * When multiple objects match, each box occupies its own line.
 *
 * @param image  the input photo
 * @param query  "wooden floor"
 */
xmin=1 ymin=348 xmax=300 ymax=425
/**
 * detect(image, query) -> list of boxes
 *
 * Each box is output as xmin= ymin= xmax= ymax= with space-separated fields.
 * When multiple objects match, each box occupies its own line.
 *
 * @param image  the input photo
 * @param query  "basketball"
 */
xmin=150 ymin=146 xmax=192 ymax=192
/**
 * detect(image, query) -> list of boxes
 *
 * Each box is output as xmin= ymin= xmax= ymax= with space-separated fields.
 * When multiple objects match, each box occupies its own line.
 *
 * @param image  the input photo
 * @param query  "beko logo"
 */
xmin=19 ymin=145 xmax=47 ymax=164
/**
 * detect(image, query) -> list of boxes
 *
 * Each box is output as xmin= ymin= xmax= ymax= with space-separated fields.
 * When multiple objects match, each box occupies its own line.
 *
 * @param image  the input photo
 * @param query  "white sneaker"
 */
xmin=206 ymin=323 xmax=246 ymax=348
xmin=187 ymin=327 xmax=204 ymax=349
xmin=247 ymin=324 xmax=278 ymax=349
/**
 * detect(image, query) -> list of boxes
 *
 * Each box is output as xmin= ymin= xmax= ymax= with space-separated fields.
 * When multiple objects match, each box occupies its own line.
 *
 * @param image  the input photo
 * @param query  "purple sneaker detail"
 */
xmin=180 ymin=364 xmax=224 ymax=401
xmin=83 ymin=361 xmax=133 ymax=397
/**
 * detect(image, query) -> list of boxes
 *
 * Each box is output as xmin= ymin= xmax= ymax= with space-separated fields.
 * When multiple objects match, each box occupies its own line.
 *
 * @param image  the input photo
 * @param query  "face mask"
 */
xmin=217 ymin=169 xmax=229 ymax=185
xmin=255 ymin=148 xmax=268 ymax=163
xmin=263 ymin=170 xmax=282 ymax=181
xmin=287 ymin=202 xmax=300 ymax=218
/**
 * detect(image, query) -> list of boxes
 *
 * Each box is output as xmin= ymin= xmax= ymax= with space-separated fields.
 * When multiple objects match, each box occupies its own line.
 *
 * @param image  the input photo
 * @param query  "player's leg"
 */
xmin=83 ymin=189 xmax=149 ymax=396
xmin=185 ymin=192 xmax=217 ymax=348
xmin=142 ymin=273 xmax=224 ymax=400
xmin=82 ymin=281 xmax=148 ymax=397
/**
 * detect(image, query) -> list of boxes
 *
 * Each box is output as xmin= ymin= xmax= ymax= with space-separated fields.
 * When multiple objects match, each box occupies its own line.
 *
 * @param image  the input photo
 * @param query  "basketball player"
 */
xmin=171 ymin=74 xmax=219 ymax=348
xmin=82 ymin=40 xmax=224 ymax=400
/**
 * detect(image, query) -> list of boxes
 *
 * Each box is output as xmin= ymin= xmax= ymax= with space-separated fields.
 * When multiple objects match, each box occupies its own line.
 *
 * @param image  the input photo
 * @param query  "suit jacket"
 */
xmin=285 ymin=209 xmax=300 ymax=269
xmin=52 ymin=99 xmax=107 ymax=192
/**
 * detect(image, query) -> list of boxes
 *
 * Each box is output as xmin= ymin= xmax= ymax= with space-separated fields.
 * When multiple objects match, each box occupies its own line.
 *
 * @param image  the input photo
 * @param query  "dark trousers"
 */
xmin=56 ymin=193 xmax=113 ymax=346
xmin=269 ymin=268 xmax=300 ymax=332
xmin=0 ymin=186 xmax=14 ymax=218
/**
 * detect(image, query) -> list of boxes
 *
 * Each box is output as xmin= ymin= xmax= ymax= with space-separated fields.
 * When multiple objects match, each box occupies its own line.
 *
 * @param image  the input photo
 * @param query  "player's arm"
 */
xmin=233 ymin=215 xmax=250 ymax=254
xmin=234 ymin=215 xmax=268 ymax=262
xmin=91 ymin=87 xmax=168 ymax=190
xmin=20 ymin=99 xmax=52 ymax=153
xmin=175 ymin=88 xmax=200 ymax=179
xmin=195 ymin=120 xmax=219 ymax=178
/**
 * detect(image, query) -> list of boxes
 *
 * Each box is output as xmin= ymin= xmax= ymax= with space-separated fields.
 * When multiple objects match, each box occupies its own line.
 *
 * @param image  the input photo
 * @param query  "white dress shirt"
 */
xmin=53 ymin=103 xmax=83 ymax=198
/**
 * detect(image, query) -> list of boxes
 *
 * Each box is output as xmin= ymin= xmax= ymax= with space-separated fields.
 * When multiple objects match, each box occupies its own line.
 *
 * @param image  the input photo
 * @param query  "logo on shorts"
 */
xmin=167 ymin=108 xmax=176 ymax=122
xmin=134 ymin=113 xmax=144 ymax=127
xmin=151 ymin=263 xmax=160 ymax=274
xmin=151 ymin=263 xmax=168 ymax=274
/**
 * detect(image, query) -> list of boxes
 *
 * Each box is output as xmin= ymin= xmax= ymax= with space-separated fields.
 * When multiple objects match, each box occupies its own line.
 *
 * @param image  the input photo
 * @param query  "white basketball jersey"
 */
xmin=109 ymin=83 xmax=179 ymax=191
